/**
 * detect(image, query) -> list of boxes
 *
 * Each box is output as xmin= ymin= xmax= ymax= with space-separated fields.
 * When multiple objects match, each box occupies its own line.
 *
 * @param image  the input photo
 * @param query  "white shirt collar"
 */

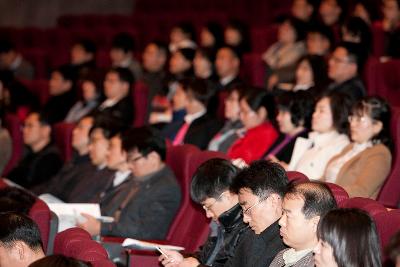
xmin=220 ymin=75 xmax=236 ymax=86
xmin=184 ymin=109 xmax=206 ymax=124
xmin=113 ymin=170 xmax=132 ymax=187
xmin=99 ymin=98 xmax=119 ymax=109
xmin=10 ymin=55 xmax=22 ymax=70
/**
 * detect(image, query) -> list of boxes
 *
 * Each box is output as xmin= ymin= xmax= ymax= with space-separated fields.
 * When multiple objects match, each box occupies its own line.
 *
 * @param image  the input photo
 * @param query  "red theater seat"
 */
xmin=2 ymin=114 xmax=23 ymax=177
xmin=53 ymin=122 xmax=75 ymax=162
xmin=342 ymin=197 xmax=387 ymax=217
xmin=325 ymin=182 xmax=349 ymax=207
xmin=132 ymin=81 xmax=150 ymax=127
xmin=286 ymin=171 xmax=310 ymax=183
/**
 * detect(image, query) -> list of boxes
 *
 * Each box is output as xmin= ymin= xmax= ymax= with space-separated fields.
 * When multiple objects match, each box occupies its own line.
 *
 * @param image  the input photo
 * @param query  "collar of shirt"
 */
xmin=282 ymin=248 xmax=313 ymax=266
xmin=113 ymin=170 xmax=132 ymax=187
xmin=114 ymin=57 xmax=132 ymax=68
xmin=309 ymin=131 xmax=341 ymax=148
xmin=10 ymin=55 xmax=22 ymax=70
xmin=220 ymin=75 xmax=236 ymax=86
xmin=99 ymin=98 xmax=119 ymax=109
xmin=184 ymin=109 xmax=206 ymax=124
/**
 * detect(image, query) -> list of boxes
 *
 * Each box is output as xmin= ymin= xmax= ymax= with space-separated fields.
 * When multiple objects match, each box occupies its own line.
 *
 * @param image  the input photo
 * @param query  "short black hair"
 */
xmin=0 ymin=39 xmax=15 ymax=53
xmin=203 ymin=22 xmax=224 ymax=49
xmin=89 ymin=116 xmax=124 ymax=139
xmin=187 ymin=78 xmax=216 ymax=106
xmin=111 ymin=32 xmax=135 ymax=53
xmin=277 ymin=90 xmax=314 ymax=129
xmin=174 ymin=21 xmax=196 ymax=41
xmin=191 ymin=158 xmax=239 ymax=203
xmin=29 ymin=255 xmax=92 ymax=267
xmin=73 ymin=39 xmax=97 ymax=54
xmin=231 ymin=160 xmax=288 ymax=198
xmin=285 ymin=181 xmax=337 ymax=219
xmin=240 ymin=87 xmax=276 ymax=122
xmin=107 ymin=67 xmax=135 ymax=88
xmin=217 ymin=45 xmax=242 ymax=61
xmin=278 ymin=16 xmax=308 ymax=41
xmin=148 ymin=40 xmax=169 ymax=57
xmin=0 ymin=212 xmax=43 ymax=252
xmin=307 ymin=22 xmax=335 ymax=49
xmin=121 ymin=126 xmax=166 ymax=161
xmin=336 ymin=41 xmax=368 ymax=73
xmin=52 ymin=65 xmax=76 ymax=83
xmin=342 ymin=16 xmax=372 ymax=53
xmin=0 ymin=187 xmax=36 ymax=215
xmin=28 ymin=111 xmax=52 ymax=127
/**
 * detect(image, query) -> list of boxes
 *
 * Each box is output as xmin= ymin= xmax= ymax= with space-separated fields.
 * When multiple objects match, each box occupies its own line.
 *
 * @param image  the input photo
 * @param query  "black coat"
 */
xmin=100 ymin=166 xmax=181 ymax=239
xmin=328 ymin=77 xmax=366 ymax=103
xmin=43 ymin=89 xmax=76 ymax=124
xmin=95 ymin=96 xmax=134 ymax=127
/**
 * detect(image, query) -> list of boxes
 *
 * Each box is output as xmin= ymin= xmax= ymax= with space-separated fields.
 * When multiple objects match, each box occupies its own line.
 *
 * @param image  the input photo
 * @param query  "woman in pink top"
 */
xmin=227 ymin=87 xmax=278 ymax=163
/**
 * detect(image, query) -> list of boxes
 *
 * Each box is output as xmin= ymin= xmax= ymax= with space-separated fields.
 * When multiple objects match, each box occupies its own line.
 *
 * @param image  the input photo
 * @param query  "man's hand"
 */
xmin=77 ymin=213 xmax=101 ymax=236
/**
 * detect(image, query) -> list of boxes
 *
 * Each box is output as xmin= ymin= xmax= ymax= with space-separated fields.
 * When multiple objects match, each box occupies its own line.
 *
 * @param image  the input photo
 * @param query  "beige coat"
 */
xmin=324 ymin=143 xmax=392 ymax=199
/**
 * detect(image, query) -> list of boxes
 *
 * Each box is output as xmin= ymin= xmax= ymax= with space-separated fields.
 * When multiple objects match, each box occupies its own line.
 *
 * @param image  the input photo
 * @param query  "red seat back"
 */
xmin=29 ymin=199 xmax=51 ymax=253
xmin=342 ymin=197 xmax=387 ymax=217
xmin=132 ymin=81 xmax=150 ymax=127
xmin=377 ymin=107 xmax=400 ymax=207
xmin=374 ymin=209 xmax=400 ymax=262
xmin=2 ymin=114 xmax=23 ymax=177
xmin=241 ymin=53 xmax=265 ymax=87
xmin=286 ymin=171 xmax=309 ymax=183
xmin=325 ymin=182 xmax=349 ymax=207
xmin=53 ymin=122 xmax=75 ymax=162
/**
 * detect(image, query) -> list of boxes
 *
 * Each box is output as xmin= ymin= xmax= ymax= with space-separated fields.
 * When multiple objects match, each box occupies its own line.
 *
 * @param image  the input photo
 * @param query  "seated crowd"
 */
xmin=0 ymin=0 xmax=400 ymax=266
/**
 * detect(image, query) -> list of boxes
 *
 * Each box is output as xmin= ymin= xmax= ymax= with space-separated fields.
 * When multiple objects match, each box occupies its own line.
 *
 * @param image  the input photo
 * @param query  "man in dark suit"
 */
xmin=228 ymin=160 xmax=287 ymax=267
xmin=7 ymin=112 xmax=63 ymax=189
xmin=269 ymin=182 xmax=337 ymax=267
xmin=215 ymin=46 xmax=242 ymax=92
xmin=0 ymin=40 xmax=34 ymax=80
xmin=78 ymin=126 xmax=181 ymax=239
xmin=95 ymin=67 xmax=135 ymax=127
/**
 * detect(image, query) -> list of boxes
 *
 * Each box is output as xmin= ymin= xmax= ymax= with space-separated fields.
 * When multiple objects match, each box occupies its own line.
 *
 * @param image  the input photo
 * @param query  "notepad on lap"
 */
xmin=122 ymin=238 xmax=184 ymax=251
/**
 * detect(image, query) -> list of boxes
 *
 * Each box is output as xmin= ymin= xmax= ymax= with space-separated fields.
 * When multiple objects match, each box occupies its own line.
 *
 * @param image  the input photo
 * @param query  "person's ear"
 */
xmin=372 ymin=120 xmax=383 ymax=136
xmin=257 ymin=106 xmax=267 ymax=121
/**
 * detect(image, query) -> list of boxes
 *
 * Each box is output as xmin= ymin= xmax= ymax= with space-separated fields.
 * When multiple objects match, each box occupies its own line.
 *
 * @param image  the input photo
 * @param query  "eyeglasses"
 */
xmin=241 ymin=200 xmax=263 ymax=216
xmin=329 ymin=55 xmax=351 ymax=65
xmin=348 ymin=115 xmax=372 ymax=125
xmin=202 ymin=192 xmax=227 ymax=211
xmin=128 ymin=155 xmax=144 ymax=163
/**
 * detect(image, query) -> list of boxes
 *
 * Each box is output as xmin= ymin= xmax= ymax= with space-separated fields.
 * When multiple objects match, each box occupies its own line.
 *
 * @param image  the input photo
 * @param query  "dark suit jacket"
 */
xmin=164 ymin=114 xmax=222 ymax=150
xmin=226 ymin=220 xmax=285 ymax=267
xmin=328 ymin=77 xmax=366 ymax=103
xmin=43 ymin=89 xmax=77 ymax=124
xmin=7 ymin=143 xmax=63 ymax=189
xmin=95 ymin=96 xmax=134 ymax=127
xmin=100 ymin=166 xmax=181 ymax=239
xmin=263 ymin=131 xmax=308 ymax=163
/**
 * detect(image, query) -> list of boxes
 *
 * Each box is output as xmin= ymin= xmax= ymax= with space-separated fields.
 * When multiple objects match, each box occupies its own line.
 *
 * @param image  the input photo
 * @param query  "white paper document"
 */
xmin=122 ymin=238 xmax=185 ymax=251
xmin=47 ymin=203 xmax=101 ymax=232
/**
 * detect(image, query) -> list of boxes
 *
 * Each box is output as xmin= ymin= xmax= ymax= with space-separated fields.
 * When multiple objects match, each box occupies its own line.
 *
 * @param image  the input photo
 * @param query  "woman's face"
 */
xmin=169 ymin=51 xmax=191 ymax=74
xmin=225 ymin=27 xmax=242 ymax=46
xmin=239 ymin=99 xmax=265 ymax=129
xmin=354 ymin=3 xmax=371 ymax=24
xmin=349 ymin=110 xmax=382 ymax=144
xmin=201 ymin=28 xmax=215 ymax=47
xmin=296 ymin=59 xmax=314 ymax=86
xmin=314 ymin=240 xmax=339 ymax=267
xmin=276 ymin=109 xmax=297 ymax=135
xmin=82 ymin=81 xmax=97 ymax=101
xmin=383 ymin=0 xmax=400 ymax=22
xmin=278 ymin=21 xmax=297 ymax=44
xmin=193 ymin=52 xmax=212 ymax=79
xmin=224 ymin=90 xmax=241 ymax=121
xmin=172 ymin=84 xmax=188 ymax=110
xmin=312 ymin=97 xmax=335 ymax=133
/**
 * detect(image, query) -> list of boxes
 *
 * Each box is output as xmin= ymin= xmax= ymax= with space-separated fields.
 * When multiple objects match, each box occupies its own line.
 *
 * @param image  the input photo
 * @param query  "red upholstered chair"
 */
xmin=286 ymin=171 xmax=309 ymax=183
xmin=325 ymin=182 xmax=349 ymax=207
xmin=371 ymin=22 xmax=386 ymax=58
xmin=374 ymin=209 xmax=400 ymax=263
xmin=54 ymin=228 xmax=92 ymax=254
xmin=53 ymin=122 xmax=75 ymax=162
xmin=132 ymin=81 xmax=150 ymax=127
xmin=29 ymin=199 xmax=53 ymax=254
xmin=250 ymin=25 xmax=278 ymax=53
xmin=20 ymin=79 xmax=50 ymax=107
xmin=342 ymin=197 xmax=387 ymax=217
xmin=377 ymin=106 xmax=400 ymax=208
xmin=20 ymin=48 xmax=48 ymax=79
xmin=241 ymin=53 xmax=265 ymax=87
xmin=2 ymin=114 xmax=23 ymax=177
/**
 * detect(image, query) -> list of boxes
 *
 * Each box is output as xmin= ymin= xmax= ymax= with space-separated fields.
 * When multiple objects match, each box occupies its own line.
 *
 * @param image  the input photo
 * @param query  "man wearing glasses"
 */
xmin=160 ymin=158 xmax=248 ymax=267
xmin=327 ymin=42 xmax=366 ymax=103
xmin=229 ymin=160 xmax=287 ymax=266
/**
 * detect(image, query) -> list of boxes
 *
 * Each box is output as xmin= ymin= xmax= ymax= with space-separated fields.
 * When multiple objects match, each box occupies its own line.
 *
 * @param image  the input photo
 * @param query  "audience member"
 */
xmin=306 ymin=23 xmax=335 ymax=56
xmin=200 ymin=22 xmax=224 ymax=52
xmin=7 ymin=112 xmax=63 ymax=189
xmin=291 ymin=0 xmax=318 ymax=23
xmin=0 ymin=212 xmax=45 ymax=267
xmin=0 ymin=70 xmax=39 ymax=117
xmin=66 ymin=118 xmax=118 ymax=203
xmin=215 ymin=46 xmax=242 ymax=92
xmin=230 ymin=160 xmax=287 ymax=266
xmin=29 ymin=255 xmax=92 ymax=267
xmin=69 ymin=39 xmax=96 ymax=81
xmin=95 ymin=67 xmax=134 ymax=127
xmin=169 ymin=78 xmax=221 ymax=149
xmin=193 ymin=48 xmax=217 ymax=80
xmin=263 ymin=16 xmax=307 ymax=89
xmin=0 ymin=123 xmax=11 ymax=175
xmin=169 ymin=48 xmax=195 ymax=83
xmin=169 ymin=22 xmax=197 ymax=52
xmin=44 ymin=66 xmax=77 ymax=124
xmin=228 ymin=88 xmax=278 ymax=163
xmin=314 ymin=208 xmax=381 ymax=267
xmin=32 ymin=115 xmax=95 ymax=197
xmin=319 ymin=0 xmax=346 ymax=27
xmin=265 ymin=91 xmax=314 ymax=164
xmin=0 ymin=40 xmax=34 ymax=80
xmin=65 ymin=72 xmax=101 ymax=123
xmin=110 ymin=32 xmax=142 ymax=80
xmin=79 ymin=126 xmax=181 ymax=239
xmin=0 ymin=187 xmax=36 ymax=214
xmin=381 ymin=0 xmax=400 ymax=58
xmin=323 ymin=96 xmax=392 ymax=198
xmin=269 ymin=181 xmax=337 ymax=267
xmin=160 ymin=158 xmax=248 ymax=267
xmin=352 ymin=0 xmax=381 ymax=25
xmin=208 ymin=86 xmax=243 ymax=153
xmin=386 ymin=230 xmax=400 ymax=267
xmin=224 ymin=19 xmax=251 ymax=55
xmin=287 ymin=92 xmax=351 ymax=180
xmin=327 ymin=42 xmax=367 ymax=103
xmin=341 ymin=16 xmax=372 ymax=54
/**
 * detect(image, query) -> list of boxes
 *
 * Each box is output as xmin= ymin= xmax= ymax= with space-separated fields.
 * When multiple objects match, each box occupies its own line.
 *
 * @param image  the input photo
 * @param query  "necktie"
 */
xmin=172 ymin=122 xmax=190 ymax=146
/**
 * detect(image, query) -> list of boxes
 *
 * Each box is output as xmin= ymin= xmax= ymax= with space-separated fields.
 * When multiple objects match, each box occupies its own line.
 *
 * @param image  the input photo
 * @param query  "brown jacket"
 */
xmin=325 ymin=143 xmax=391 ymax=199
